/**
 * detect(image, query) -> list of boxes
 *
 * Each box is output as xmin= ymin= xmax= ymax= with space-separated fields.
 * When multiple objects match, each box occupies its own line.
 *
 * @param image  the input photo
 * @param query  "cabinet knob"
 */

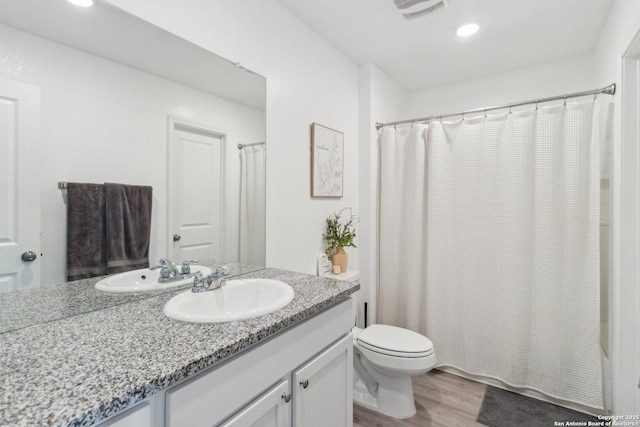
xmin=300 ymin=379 xmax=309 ymax=389
xmin=281 ymin=392 xmax=292 ymax=403
xmin=173 ymin=234 xmax=181 ymax=242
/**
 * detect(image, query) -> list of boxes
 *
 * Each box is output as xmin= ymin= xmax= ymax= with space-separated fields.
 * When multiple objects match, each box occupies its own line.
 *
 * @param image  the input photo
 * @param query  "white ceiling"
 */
xmin=0 ymin=0 xmax=266 ymax=110
xmin=275 ymin=0 xmax=614 ymax=92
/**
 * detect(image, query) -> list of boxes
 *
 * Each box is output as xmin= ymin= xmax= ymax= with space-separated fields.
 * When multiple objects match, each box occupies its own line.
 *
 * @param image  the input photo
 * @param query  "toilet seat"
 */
xmin=357 ymin=324 xmax=434 ymax=358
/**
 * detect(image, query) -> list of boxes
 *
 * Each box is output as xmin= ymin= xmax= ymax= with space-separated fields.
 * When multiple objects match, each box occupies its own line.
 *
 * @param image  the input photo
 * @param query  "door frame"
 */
xmin=618 ymin=27 xmax=640 ymax=415
xmin=167 ymin=117 xmax=228 ymax=260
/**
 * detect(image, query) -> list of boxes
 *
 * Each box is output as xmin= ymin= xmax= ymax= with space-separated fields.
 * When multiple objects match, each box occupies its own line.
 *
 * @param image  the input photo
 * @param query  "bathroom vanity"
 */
xmin=0 ymin=268 xmax=358 ymax=427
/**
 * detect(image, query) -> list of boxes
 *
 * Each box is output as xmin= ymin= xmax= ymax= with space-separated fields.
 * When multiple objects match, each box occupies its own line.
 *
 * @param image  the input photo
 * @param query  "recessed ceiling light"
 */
xmin=67 ymin=0 xmax=95 ymax=7
xmin=456 ymin=23 xmax=479 ymax=37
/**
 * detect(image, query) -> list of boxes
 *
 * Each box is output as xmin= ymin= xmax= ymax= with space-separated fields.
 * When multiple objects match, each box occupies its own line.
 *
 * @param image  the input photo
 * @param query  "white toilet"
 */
xmin=352 ymin=323 xmax=437 ymax=419
xmin=317 ymin=263 xmax=436 ymax=419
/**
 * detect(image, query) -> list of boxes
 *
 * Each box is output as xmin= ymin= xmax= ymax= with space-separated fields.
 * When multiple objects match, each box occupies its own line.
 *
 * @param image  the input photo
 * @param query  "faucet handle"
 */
xmin=150 ymin=261 xmax=171 ymax=279
xmin=215 ymin=265 xmax=230 ymax=276
xmin=181 ymin=260 xmax=199 ymax=274
xmin=192 ymin=271 xmax=208 ymax=293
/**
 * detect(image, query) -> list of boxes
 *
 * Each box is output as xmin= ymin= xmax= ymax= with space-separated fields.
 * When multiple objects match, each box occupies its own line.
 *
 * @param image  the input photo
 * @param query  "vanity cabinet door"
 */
xmin=96 ymin=400 xmax=153 ymax=427
xmin=220 ymin=380 xmax=291 ymax=427
xmin=292 ymin=334 xmax=352 ymax=427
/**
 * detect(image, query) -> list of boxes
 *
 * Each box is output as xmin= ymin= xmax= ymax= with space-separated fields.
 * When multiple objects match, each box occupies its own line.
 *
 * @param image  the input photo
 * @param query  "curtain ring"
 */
xmin=484 ymin=109 xmax=487 ymax=119
xmin=563 ymin=94 xmax=567 ymax=106
xmin=509 ymin=105 xmax=512 ymax=114
xmin=535 ymin=100 xmax=539 ymax=110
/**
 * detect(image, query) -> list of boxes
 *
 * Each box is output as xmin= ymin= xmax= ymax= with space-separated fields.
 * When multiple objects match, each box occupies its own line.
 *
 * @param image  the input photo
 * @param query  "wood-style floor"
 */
xmin=353 ymin=370 xmax=488 ymax=427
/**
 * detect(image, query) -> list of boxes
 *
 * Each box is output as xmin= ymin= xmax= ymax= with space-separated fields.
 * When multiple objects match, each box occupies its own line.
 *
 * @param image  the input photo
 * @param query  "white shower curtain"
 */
xmin=378 ymin=124 xmax=429 ymax=331
xmin=378 ymin=99 xmax=610 ymax=409
xmin=239 ymin=145 xmax=266 ymax=266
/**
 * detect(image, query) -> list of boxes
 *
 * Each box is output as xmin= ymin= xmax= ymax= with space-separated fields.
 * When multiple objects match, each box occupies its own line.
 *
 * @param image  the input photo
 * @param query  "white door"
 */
xmin=168 ymin=119 xmax=224 ymax=263
xmin=0 ymin=79 xmax=40 ymax=292
xmin=220 ymin=380 xmax=291 ymax=427
xmin=292 ymin=334 xmax=353 ymax=427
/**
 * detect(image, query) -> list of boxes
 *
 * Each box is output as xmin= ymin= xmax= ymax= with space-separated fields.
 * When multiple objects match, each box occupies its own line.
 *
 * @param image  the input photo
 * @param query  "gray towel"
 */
xmin=66 ymin=183 xmax=107 ymax=281
xmin=105 ymin=183 xmax=153 ymax=274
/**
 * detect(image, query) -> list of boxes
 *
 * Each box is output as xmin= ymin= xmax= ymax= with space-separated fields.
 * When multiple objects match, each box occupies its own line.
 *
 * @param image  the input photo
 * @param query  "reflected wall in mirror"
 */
xmin=0 ymin=0 xmax=267 ymax=293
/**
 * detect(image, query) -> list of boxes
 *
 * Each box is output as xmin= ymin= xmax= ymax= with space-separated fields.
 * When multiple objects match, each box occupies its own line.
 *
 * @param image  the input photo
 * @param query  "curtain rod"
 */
xmin=238 ymin=141 xmax=265 ymax=150
xmin=375 ymin=83 xmax=616 ymax=131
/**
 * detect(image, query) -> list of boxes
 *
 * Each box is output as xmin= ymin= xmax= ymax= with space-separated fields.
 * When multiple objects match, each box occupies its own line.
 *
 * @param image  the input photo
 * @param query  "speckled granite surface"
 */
xmin=0 ymin=261 xmax=262 ymax=334
xmin=0 ymin=268 xmax=359 ymax=427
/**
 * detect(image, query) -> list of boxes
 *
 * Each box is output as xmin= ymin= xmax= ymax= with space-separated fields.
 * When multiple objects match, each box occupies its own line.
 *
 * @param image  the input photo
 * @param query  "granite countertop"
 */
xmin=0 ymin=268 xmax=359 ymax=427
xmin=0 ymin=261 xmax=262 ymax=334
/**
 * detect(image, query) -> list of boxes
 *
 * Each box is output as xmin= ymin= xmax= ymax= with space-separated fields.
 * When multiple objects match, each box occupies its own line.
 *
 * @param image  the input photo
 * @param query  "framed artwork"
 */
xmin=311 ymin=123 xmax=344 ymax=198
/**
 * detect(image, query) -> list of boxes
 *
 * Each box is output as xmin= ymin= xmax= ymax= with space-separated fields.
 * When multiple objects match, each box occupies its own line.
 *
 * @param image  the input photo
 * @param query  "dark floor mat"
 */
xmin=477 ymin=386 xmax=600 ymax=427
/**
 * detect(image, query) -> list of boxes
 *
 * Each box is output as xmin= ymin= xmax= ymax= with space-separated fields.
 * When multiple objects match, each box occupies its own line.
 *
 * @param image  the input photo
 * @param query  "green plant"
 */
xmin=323 ymin=208 xmax=359 ymax=256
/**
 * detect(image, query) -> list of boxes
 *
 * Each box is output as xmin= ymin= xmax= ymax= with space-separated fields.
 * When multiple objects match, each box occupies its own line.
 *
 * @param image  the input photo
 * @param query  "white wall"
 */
xmin=358 ymin=63 xmax=406 ymax=326
xmin=592 ymin=0 xmax=640 ymax=415
xmin=0 ymin=24 xmax=265 ymax=284
xmin=106 ymin=0 xmax=360 ymax=275
xmin=406 ymin=55 xmax=595 ymax=118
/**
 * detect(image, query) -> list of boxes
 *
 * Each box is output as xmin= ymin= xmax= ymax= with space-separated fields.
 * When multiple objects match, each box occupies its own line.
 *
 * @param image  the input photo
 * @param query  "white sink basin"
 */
xmin=95 ymin=265 xmax=213 ymax=293
xmin=163 ymin=278 xmax=294 ymax=323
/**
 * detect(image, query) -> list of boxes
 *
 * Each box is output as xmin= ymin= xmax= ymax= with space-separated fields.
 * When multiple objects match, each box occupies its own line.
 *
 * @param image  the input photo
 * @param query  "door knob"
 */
xmin=21 ymin=251 xmax=37 ymax=262
xmin=173 ymin=234 xmax=181 ymax=242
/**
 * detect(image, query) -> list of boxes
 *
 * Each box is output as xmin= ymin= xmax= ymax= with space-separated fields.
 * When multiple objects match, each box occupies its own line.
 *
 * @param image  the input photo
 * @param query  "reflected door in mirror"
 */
xmin=0 ymin=79 xmax=41 ymax=292
xmin=169 ymin=121 xmax=223 ymax=262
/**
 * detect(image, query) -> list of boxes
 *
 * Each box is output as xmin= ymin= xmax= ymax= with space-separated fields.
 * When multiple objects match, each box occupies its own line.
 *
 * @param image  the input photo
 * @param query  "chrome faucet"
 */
xmin=150 ymin=258 xmax=197 ymax=283
xmin=192 ymin=266 xmax=230 ymax=293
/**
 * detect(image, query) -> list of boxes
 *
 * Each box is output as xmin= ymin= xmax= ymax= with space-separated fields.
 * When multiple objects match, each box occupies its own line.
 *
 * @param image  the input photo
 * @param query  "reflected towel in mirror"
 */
xmin=66 ymin=183 xmax=107 ymax=281
xmin=66 ymin=182 xmax=152 ymax=281
xmin=105 ymin=183 xmax=152 ymax=275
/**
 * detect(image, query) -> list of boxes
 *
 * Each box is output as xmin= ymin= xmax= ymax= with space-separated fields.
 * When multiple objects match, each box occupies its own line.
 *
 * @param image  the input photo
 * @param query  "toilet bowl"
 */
xmin=352 ymin=324 xmax=437 ymax=419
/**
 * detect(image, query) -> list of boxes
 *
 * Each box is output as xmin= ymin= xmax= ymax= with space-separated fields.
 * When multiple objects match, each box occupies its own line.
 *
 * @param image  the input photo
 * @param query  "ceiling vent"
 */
xmin=394 ymin=0 xmax=448 ymax=20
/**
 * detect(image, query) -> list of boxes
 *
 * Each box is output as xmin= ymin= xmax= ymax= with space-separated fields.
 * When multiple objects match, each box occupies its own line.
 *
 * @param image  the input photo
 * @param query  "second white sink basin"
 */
xmin=163 ymin=278 xmax=294 ymax=323
xmin=95 ymin=265 xmax=213 ymax=293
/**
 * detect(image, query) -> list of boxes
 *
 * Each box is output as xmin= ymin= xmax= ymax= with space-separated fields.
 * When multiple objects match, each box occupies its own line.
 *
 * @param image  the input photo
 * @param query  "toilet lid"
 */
xmin=357 ymin=324 xmax=434 ymax=358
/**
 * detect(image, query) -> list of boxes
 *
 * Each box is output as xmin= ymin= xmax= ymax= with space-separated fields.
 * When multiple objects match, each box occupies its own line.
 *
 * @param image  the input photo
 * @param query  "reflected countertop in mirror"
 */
xmin=0 ymin=0 xmax=266 ymax=325
xmin=0 ymin=261 xmax=263 ymax=334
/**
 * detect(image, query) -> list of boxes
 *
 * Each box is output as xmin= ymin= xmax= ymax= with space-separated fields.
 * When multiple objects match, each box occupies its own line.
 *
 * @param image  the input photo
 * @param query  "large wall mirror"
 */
xmin=0 ymin=0 xmax=266 ymax=331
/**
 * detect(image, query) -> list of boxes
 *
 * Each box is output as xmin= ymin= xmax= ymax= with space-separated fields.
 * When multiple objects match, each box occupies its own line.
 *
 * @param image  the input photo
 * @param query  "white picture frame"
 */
xmin=311 ymin=123 xmax=344 ymax=198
